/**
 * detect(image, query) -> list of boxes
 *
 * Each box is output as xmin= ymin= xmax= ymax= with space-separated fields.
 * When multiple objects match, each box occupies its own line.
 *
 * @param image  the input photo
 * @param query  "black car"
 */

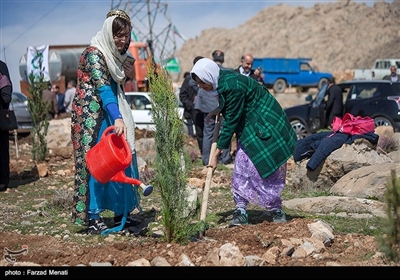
xmin=9 ymin=92 xmax=33 ymax=134
xmin=284 ymin=80 xmax=400 ymax=139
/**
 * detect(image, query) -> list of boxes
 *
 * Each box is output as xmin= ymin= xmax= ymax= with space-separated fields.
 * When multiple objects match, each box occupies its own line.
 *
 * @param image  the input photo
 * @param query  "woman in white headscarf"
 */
xmin=71 ymin=10 xmax=141 ymax=235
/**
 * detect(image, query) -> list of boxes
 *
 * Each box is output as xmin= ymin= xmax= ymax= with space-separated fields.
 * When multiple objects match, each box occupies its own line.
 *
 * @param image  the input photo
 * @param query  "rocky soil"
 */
xmin=0 ymin=129 xmax=398 ymax=269
xmin=3 ymin=0 xmax=400 ymax=269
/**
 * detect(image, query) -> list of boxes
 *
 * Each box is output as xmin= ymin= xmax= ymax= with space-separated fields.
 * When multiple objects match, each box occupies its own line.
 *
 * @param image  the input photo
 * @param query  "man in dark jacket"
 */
xmin=52 ymin=84 xmax=65 ymax=114
xmin=234 ymin=53 xmax=265 ymax=86
xmin=326 ymin=77 xmax=343 ymax=126
xmin=42 ymin=83 xmax=59 ymax=120
xmin=212 ymin=50 xmax=231 ymax=70
xmin=179 ymin=56 xmax=204 ymax=152
xmin=383 ymin=65 xmax=400 ymax=82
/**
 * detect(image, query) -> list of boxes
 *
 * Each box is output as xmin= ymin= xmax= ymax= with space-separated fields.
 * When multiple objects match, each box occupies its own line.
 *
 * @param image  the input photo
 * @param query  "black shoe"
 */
xmin=0 ymin=184 xmax=8 ymax=192
xmin=228 ymin=209 xmax=248 ymax=227
xmin=87 ymin=219 xmax=108 ymax=235
xmin=114 ymin=215 xmax=141 ymax=228
xmin=270 ymin=209 xmax=287 ymax=223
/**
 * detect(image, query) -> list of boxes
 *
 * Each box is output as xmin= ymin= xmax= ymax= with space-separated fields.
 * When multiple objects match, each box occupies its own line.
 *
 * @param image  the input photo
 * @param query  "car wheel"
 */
xmin=318 ymin=78 xmax=329 ymax=89
xmin=273 ymin=79 xmax=286 ymax=93
xmin=374 ymin=116 xmax=392 ymax=128
xmin=290 ymin=119 xmax=309 ymax=140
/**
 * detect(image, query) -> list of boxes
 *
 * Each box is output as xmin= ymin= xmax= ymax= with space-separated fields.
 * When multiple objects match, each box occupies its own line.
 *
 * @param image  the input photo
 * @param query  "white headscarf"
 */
xmin=190 ymin=58 xmax=220 ymax=91
xmin=90 ymin=15 xmax=136 ymax=152
xmin=90 ymin=16 xmax=127 ymax=83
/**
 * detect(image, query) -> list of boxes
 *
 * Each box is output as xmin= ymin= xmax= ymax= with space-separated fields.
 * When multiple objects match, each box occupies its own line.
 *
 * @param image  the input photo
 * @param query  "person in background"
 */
xmin=191 ymin=58 xmax=297 ymax=226
xmin=71 ymin=9 xmax=141 ymax=235
xmin=194 ymin=51 xmax=232 ymax=165
xmin=179 ymin=56 xmax=204 ymax=153
xmin=199 ymin=49 xmax=233 ymax=165
xmin=0 ymin=60 xmax=12 ymax=192
xmin=383 ymin=65 xmax=400 ymax=82
xmin=212 ymin=49 xmax=231 ymax=70
xmin=64 ymin=80 xmax=76 ymax=115
xmin=325 ymin=77 xmax=343 ymax=126
xmin=234 ymin=53 xmax=265 ymax=86
xmin=181 ymin=71 xmax=195 ymax=137
xmin=42 ymin=83 xmax=59 ymax=119
xmin=52 ymin=84 xmax=65 ymax=114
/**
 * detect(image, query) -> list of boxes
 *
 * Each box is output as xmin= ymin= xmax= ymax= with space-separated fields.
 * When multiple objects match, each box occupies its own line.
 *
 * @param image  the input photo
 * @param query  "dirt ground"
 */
xmin=0 ymin=130 xmax=398 ymax=269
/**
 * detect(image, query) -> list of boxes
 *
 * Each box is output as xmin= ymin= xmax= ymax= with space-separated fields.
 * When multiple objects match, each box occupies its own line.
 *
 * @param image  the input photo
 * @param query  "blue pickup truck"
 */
xmin=252 ymin=57 xmax=332 ymax=93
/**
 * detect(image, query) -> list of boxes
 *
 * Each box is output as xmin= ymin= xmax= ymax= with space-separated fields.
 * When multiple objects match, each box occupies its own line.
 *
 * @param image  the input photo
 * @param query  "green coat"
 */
xmin=217 ymin=70 xmax=297 ymax=179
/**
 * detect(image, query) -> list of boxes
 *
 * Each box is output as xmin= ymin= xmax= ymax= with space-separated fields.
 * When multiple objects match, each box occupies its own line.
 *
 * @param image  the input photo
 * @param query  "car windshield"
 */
xmin=126 ymin=94 xmax=151 ymax=110
xmin=312 ymin=82 xmax=328 ymax=108
xmin=12 ymin=92 xmax=28 ymax=104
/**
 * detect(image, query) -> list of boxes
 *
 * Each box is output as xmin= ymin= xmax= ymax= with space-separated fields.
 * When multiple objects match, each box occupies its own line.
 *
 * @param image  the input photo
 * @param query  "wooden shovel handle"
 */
xmin=200 ymin=114 xmax=221 ymax=222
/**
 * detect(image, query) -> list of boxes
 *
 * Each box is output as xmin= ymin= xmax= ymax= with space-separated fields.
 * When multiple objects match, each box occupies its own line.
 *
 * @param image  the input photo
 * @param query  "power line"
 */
xmin=4 ymin=0 xmax=65 ymax=50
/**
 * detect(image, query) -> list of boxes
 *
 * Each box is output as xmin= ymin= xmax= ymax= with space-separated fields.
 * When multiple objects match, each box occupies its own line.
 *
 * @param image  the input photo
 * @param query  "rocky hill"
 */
xmin=175 ymin=0 xmax=400 ymax=83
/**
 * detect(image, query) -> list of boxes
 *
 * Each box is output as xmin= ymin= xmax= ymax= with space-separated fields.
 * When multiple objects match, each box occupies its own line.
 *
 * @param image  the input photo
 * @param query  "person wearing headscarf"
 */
xmin=190 ymin=58 xmax=297 ymax=226
xmin=71 ymin=10 xmax=141 ymax=235
xmin=0 ymin=60 xmax=13 ymax=192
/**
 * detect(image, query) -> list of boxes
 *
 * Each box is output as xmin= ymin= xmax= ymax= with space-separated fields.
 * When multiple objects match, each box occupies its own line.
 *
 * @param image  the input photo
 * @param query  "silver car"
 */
xmin=10 ymin=92 xmax=33 ymax=134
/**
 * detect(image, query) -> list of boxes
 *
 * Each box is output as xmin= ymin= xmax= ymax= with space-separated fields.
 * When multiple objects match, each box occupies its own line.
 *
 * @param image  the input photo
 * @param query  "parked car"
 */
xmin=9 ymin=92 xmax=33 ymax=134
xmin=125 ymin=91 xmax=185 ymax=132
xmin=284 ymin=80 xmax=400 ymax=139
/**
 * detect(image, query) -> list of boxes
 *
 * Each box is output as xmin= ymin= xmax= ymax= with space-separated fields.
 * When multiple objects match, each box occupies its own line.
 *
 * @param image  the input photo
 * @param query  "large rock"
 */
xmin=330 ymin=163 xmax=400 ymax=202
xmin=290 ymin=139 xmax=393 ymax=191
xmin=46 ymin=118 xmax=72 ymax=148
xmin=283 ymin=196 xmax=386 ymax=218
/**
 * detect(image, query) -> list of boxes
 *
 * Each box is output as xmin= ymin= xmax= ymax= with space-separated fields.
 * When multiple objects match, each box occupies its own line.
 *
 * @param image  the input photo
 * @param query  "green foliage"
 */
xmin=147 ymin=63 xmax=196 ymax=243
xmin=27 ymin=58 xmax=50 ymax=162
xmin=319 ymin=214 xmax=386 ymax=236
xmin=378 ymin=169 xmax=400 ymax=262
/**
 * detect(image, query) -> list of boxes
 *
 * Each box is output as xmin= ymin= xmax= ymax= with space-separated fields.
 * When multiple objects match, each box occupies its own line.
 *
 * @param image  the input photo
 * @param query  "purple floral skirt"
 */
xmin=231 ymin=142 xmax=287 ymax=211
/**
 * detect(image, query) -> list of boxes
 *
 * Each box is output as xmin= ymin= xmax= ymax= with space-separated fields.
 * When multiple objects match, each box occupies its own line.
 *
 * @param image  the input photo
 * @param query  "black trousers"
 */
xmin=201 ymin=113 xmax=232 ymax=165
xmin=192 ymin=109 xmax=204 ymax=154
xmin=0 ymin=129 xmax=10 ymax=186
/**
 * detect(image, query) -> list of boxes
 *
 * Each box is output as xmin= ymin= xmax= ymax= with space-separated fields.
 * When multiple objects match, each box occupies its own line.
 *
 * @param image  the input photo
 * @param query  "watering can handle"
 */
xmin=103 ymin=125 xmax=129 ymax=144
xmin=102 ymin=125 xmax=129 ymax=149
xmin=102 ymin=126 xmax=116 ymax=139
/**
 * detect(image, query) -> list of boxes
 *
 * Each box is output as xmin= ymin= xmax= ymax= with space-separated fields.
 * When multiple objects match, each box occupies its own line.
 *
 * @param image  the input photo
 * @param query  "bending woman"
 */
xmin=191 ymin=58 xmax=297 ymax=226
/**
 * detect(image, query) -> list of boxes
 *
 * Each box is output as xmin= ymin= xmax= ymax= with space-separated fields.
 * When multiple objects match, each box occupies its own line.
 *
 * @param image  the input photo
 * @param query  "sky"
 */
xmin=0 ymin=0 xmax=383 ymax=93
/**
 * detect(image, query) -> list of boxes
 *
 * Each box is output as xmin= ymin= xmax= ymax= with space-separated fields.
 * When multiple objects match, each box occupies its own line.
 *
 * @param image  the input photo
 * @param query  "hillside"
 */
xmin=175 ymin=0 xmax=400 ymax=83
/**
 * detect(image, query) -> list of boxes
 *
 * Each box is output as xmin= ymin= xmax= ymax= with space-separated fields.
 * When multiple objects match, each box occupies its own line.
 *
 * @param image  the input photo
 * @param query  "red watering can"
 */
xmin=86 ymin=126 xmax=153 ymax=196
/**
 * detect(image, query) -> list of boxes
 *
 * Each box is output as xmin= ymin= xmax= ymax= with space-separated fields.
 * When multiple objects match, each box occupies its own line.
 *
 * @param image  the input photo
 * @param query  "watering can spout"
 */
xmin=111 ymin=171 xmax=141 ymax=185
xmin=111 ymin=171 xmax=153 ymax=197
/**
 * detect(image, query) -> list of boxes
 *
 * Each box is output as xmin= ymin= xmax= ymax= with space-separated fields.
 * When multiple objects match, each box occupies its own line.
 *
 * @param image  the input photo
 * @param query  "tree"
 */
xmin=147 ymin=62 xmax=199 ymax=243
xmin=27 ymin=58 xmax=50 ymax=162
xmin=379 ymin=169 xmax=400 ymax=262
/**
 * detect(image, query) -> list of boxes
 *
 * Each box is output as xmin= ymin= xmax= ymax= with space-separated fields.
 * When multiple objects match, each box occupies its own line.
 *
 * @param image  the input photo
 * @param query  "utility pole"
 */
xmin=110 ymin=0 xmax=178 ymax=63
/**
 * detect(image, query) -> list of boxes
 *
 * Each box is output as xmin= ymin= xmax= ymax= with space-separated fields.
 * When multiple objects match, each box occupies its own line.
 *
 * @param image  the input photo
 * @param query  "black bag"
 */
xmin=0 ymin=109 xmax=18 ymax=130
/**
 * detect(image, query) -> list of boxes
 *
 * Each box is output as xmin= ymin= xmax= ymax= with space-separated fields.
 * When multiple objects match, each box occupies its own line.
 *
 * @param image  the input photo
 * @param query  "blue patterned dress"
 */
xmin=71 ymin=46 xmax=141 ymax=226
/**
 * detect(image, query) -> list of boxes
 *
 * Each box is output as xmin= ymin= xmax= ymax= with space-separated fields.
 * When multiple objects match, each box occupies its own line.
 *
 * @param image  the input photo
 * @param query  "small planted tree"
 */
xmin=147 ymin=63 xmax=197 ymax=243
xmin=27 ymin=58 xmax=51 ymax=162
xmin=379 ymin=169 xmax=400 ymax=262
